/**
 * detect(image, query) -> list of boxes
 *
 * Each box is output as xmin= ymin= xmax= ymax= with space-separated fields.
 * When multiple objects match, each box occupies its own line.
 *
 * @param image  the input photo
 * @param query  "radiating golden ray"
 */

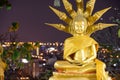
xmin=84 ymin=0 xmax=96 ymax=17
xmin=49 ymin=6 xmax=72 ymax=24
xmin=88 ymin=7 xmax=111 ymax=26
xmin=86 ymin=23 xmax=118 ymax=36
xmin=62 ymin=0 xmax=77 ymax=18
xmin=45 ymin=23 xmax=67 ymax=32
xmin=76 ymin=0 xmax=84 ymax=14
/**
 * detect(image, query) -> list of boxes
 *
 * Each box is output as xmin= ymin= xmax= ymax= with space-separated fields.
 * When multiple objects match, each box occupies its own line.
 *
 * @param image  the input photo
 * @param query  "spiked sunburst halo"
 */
xmin=45 ymin=0 xmax=118 ymax=36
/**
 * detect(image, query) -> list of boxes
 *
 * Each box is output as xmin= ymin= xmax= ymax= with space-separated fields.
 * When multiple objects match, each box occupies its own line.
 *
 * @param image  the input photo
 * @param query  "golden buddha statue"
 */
xmin=45 ymin=0 xmax=117 ymax=80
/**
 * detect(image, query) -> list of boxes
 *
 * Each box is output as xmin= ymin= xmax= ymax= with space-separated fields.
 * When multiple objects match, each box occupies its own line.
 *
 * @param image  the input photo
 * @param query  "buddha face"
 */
xmin=71 ymin=15 xmax=88 ymax=35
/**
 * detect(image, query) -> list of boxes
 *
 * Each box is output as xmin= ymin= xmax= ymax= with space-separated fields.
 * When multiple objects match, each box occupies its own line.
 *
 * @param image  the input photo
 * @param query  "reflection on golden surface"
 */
xmin=46 ymin=0 xmax=117 ymax=80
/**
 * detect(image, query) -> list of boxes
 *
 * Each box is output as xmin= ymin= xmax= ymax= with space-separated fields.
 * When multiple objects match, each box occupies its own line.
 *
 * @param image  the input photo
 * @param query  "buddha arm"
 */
xmin=66 ymin=54 xmax=83 ymax=65
xmin=66 ymin=56 xmax=77 ymax=63
xmin=82 ymin=44 xmax=97 ymax=64
xmin=66 ymin=56 xmax=73 ymax=62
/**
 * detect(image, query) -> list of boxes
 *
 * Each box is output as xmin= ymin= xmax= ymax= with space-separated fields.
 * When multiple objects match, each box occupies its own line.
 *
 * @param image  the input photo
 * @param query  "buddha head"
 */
xmin=70 ymin=14 xmax=88 ymax=36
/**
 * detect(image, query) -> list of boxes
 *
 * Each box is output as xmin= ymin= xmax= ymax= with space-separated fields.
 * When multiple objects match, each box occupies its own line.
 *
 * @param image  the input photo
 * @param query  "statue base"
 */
xmin=49 ymin=72 xmax=96 ymax=80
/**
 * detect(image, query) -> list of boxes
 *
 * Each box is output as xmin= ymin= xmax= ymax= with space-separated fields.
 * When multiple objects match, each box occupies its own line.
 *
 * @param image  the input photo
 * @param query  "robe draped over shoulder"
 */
xmin=63 ymin=36 xmax=98 ymax=59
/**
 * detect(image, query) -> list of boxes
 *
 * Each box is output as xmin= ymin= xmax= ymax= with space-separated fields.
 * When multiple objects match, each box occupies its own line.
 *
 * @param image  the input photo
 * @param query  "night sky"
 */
xmin=0 ymin=0 xmax=120 ymax=42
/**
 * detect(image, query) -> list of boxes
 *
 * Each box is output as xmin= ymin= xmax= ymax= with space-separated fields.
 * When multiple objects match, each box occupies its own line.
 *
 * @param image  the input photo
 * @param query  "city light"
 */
xmin=22 ymin=58 xmax=29 ymax=63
